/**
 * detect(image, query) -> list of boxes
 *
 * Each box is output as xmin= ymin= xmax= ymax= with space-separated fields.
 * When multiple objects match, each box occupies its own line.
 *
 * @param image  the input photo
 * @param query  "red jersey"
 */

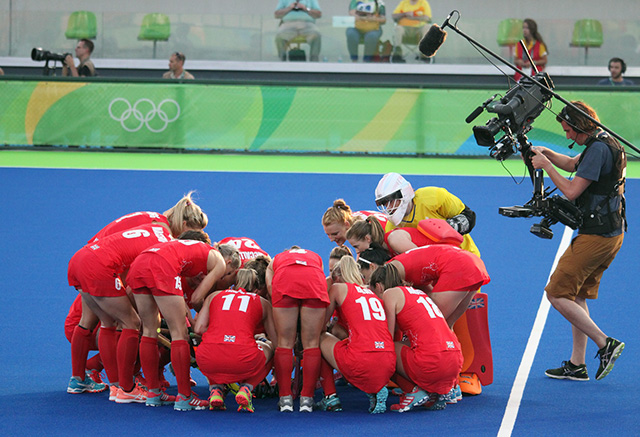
xmin=395 ymin=286 xmax=460 ymax=352
xmin=88 ymin=211 xmax=170 ymax=243
xmin=353 ymin=210 xmax=389 ymax=230
xmin=391 ymin=245 xmax=490 ymax=292
xmin=218 ymin=237 xmax=270 ymax=267
xmin=201 ymin=288 xmax=264 ymax=346
xmin=336 ymin=283 xmax=394 ymax=353
xmin=384 ymin=227 xmax=436 ymax=256
xmin=84 ymin=224 xmax=172 ymax=274
xmin=141 ymin=239 xmax=212 ymax=278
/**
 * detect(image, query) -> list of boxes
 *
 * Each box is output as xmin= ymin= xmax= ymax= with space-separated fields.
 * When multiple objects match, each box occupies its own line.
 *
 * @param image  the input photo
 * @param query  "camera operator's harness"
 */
xmin=575 ymin=131 xmax=627 ymax=235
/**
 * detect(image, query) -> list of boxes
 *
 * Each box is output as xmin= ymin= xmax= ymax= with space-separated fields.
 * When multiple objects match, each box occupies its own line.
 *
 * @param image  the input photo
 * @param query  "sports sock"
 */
xmin=86 ymin=354 xmax=103 ymax=373
xmin=300 ymin=347 xmax=321 ymax=398
xmin=171 ymin=340 xmax=192 ymax=397
xmin=319 ymin=357 xmax=337 ymax=397
xmin=274 ymin=347 xmax=293 ymax=397
xmin=71 ymin=325 xmax=93 ymax=379
xmin=139 ymin=336 xmax=160 ymax=390
xmin=98 ymin=326 xmax=119 ymax=385
xmin=392 ymin=372 xmax=415 ymax=394
xmin=117 ymin=328 xmax=140 ymax=392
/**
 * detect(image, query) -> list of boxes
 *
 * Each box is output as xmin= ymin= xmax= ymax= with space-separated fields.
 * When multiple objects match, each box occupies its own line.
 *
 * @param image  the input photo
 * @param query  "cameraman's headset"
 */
xmin=556 ymin=104 xmax=602 ymax=149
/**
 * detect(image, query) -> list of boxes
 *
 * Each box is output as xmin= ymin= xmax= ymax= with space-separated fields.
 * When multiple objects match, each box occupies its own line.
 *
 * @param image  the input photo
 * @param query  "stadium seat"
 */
xmin=65 ymin=11 xmax=97 ymax=40
xmin=392 ymin=28 xmax=432 ymax=64
xmin=570 ymin=19 xmax=603 ymax=65
xmin=497 ymin=18 xmax=523 ymax=59
xmin=284 ymin=35 xmax=309 ymax=61
xmin=138 ymin=13 xmax=171 ymax=59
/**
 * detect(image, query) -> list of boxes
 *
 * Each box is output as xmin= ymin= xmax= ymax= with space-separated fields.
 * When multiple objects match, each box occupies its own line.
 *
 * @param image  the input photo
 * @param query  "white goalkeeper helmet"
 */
xmin=374 ymin=173 xmax=415 ymax=226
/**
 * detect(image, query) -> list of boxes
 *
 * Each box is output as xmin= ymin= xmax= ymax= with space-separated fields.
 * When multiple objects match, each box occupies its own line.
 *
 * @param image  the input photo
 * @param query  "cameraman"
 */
xmin=62 ymin=39 xmax=96 ymax=77
xmin=530 ymin=101 xmax=626 ymax=381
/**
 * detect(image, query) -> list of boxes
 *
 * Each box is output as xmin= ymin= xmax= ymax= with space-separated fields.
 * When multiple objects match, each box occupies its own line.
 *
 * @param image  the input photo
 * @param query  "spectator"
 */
xmin=514 ymin=18 xmax=547 ymax=82
xmin=0 ymin=67 xmax=4 ymax=75
xmin=274 ymin=1 xmax=322 ymax=62
xmin=62 ymin=39 xmax=97 ymax=77
xmin=347 ymin=0 xmax=386 ymax=62
xmin=597 ymin=57 xmax=634 ymax=86
xmin=391 ymin=0 xmax=431 ymax=62
xmin=162 ymin=52 xmax=194 ymax=79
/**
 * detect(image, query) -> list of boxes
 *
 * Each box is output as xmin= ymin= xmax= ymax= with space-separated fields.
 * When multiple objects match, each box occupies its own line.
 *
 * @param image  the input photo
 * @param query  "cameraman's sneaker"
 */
xmin=315 ymin=393 xmax=343 ymax=412
xmin=174 ymin=393 xmax=208 ymax=411
xmin=67 ymin=376 xmax=107 ymax=394
xmin=595 ymin=337 xmax=625 ymax=380
xmin=278 ymin=395 xmax=294 ymax=412
xmin=545 ymin=360 xmax=589 ymax=381
xmin=146 ymin=389 xmax=176 ymax=407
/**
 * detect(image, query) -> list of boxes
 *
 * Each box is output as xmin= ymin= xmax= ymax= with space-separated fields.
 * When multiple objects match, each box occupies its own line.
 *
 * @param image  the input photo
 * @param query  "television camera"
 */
xmin=470 ymin=72 xmax=583 ymax=238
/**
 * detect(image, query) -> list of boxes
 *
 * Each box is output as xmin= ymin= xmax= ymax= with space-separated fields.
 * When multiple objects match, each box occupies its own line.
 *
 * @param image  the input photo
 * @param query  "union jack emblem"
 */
xmin=468 ymin=297 xmax=485 ymax=310
xmin=224 ymin=335 xmax=236 ymax=343
xmin=446 ymin=341 xmax=455 ymax=349
xmin=375 ymin=341 xmax=385 ymax=349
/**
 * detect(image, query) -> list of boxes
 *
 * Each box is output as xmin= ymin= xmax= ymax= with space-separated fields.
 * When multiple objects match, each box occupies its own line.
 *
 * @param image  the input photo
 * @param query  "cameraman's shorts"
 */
xmin=546 ymin=233 xmax=623 ymax=300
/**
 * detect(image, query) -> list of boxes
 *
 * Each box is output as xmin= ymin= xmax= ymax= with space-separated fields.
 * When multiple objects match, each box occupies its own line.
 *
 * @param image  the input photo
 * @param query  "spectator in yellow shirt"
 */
xmin=391 ymin=0 xmax=431 ymax=62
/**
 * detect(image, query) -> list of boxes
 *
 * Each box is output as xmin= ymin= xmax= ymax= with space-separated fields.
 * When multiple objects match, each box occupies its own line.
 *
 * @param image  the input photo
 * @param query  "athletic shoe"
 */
xmin=595 ymin=337 xmax=625 ymax=380
xmin=134 ymin=374 xmax=148 ymax=390
xmin=315 ymin=393 xmax=343 ymax=412
xmin=423 ymin=392 xmax=447 ymax=411
xmin=67 ymin=376 xmax=107 ymax=394
xmin=278 ymin=395 xmax=294 ymax=412
xmin=86 ymin=369 xmax=104 ymax=384
xmin=226 ymin=383 xmax=240 ymax=395
xmin=174 ymin=393 xmax=209 ymax=411
xmin=115 ymin=384 xmax=147 ymax=404
xmin=390 ymin=387 xmax=404 ymax=396
xmin=545 ymin=360 xmax=589 ymax=381
xmin=146 ymin=389 xmax=176 ymax=407
xmin=459 ymin=373 xmax=482 ymax=395
xmin=390 ymin=394 xmax=406 ymax=411
xmin=109 ymin=385 xmax=118 ymax=401
xmin=236 ymin=386 xmax=254 ymax=413
xmin=370 ymin=386 xmax=388 ymax=414
xmin=395 ymin=386 xmax=428 ymax=413
xmin=443 ymin=386 xmax=458 ymax=404
xmin=209 ymin=387 xmax=226 ymax=411
xmin=454 ymin=384 xmax=462 ymax=402
xmin=299 ymin=396 xmax=314 ymax=413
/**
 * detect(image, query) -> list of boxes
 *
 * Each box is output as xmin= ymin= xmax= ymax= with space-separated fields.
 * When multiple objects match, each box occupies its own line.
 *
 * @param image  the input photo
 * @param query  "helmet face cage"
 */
xmin=375 ymin=173 xmax=415 ymax=226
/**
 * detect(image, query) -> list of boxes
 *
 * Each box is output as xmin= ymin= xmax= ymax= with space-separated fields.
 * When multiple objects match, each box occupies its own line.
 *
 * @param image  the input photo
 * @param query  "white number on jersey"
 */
xmin=416 ymin=295 xmax=444 ymax=319
xmin=221 ymin=293 xmax=251 ymax=313
xmin=122 ymin=229 xmax=151 ymax=239
xmin=355 ymin=296 xmax=386 ymax=321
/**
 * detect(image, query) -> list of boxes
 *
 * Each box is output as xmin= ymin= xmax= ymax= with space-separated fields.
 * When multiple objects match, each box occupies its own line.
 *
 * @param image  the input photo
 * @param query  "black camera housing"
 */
xmin=31 ymin=48 xmax=70 ymax=63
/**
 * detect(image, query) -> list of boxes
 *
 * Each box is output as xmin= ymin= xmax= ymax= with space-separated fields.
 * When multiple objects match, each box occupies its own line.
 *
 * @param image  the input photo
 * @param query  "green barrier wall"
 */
xmin=1 ymin=80 xmax=638 ymax=155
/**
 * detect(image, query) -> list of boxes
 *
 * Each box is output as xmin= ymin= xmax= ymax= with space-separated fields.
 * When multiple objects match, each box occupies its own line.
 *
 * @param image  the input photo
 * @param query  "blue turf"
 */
xmin=0 ymin=167 xmax=637 ymax=436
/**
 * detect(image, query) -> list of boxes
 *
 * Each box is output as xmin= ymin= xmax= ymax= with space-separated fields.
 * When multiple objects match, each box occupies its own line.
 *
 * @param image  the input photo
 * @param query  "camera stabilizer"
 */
xmin=429 ymin=11 xmax=636 ymax=239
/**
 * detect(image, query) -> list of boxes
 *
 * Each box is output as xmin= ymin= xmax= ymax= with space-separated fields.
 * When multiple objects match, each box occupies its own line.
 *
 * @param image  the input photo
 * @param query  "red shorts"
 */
xmin=271 ymin=265 xmax=329 ymax=306
xmin=272 ymin=294 xmax=328 ymax=309
xmin=196 ymin=342 xmax=266 ymax=384
xmin=333 ymin=341 xmax=395 ymax=394
xmin=401 ymin=345 xmax=462 ymax=394
xmin=431 ymin=253 xmax=490 ymax=293
xmin=67 ymin=248 xmax=125 ymax=297
xmin=128 ymin=255 xmax=182 ymax=297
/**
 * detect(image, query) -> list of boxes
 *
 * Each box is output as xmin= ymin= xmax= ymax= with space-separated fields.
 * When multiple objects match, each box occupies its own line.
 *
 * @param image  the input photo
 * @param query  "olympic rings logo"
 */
xmin=108 ymin=98 xmax=180 ymax=133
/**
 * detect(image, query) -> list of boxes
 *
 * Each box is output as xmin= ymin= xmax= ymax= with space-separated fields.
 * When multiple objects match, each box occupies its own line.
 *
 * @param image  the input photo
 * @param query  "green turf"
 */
xmin=1 ymin=150 xmax=639 ymax=178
